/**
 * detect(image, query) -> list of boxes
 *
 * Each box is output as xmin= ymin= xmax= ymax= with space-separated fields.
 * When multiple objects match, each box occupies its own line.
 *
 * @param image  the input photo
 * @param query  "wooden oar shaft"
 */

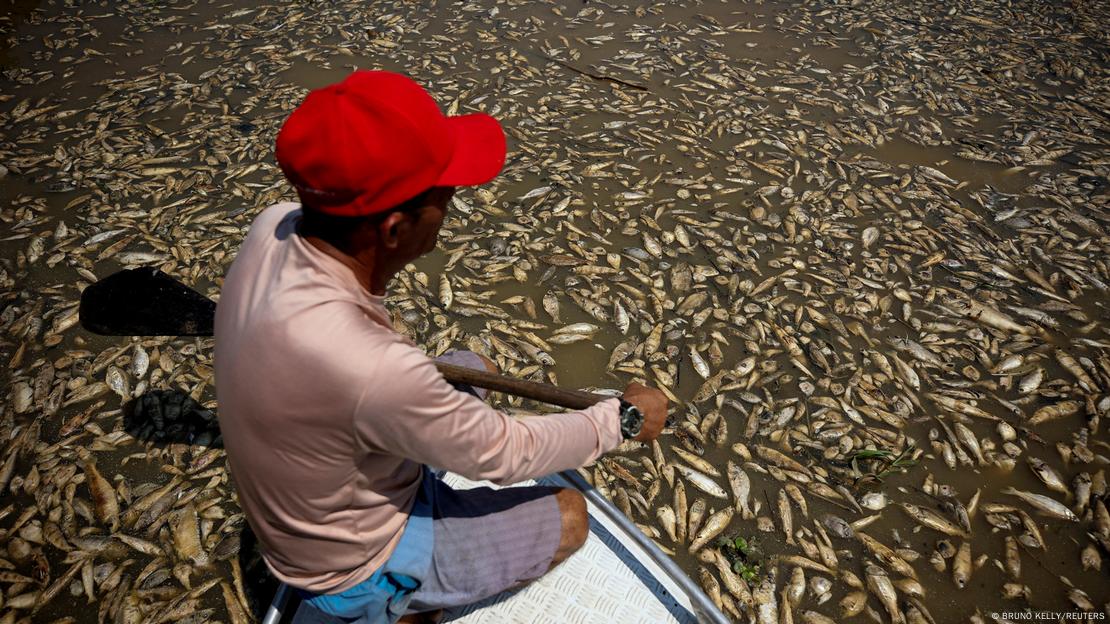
xmin=435 ymin=362 xmax=610 ymax=410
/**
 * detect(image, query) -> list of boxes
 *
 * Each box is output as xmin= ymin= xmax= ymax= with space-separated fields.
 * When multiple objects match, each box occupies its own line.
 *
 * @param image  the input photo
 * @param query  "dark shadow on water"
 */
xmin=238 ymin=523 xmax=286 ymax=622
xmin=124 ymin=390 xmax=288 ymax=618
xmin=124 ymin=388 xmax=223 ymax=447
xmin=0 ymin=0 xmax=45 ymax=68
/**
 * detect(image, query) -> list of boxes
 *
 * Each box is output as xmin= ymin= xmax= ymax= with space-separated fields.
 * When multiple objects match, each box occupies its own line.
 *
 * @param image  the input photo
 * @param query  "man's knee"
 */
xmin=555 ymin=488 xmax=589 ymax=554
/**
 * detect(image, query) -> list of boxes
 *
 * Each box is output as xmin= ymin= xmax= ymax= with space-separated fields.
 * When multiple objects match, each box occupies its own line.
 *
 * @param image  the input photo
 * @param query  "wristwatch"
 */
xmin=618 ymin=399 xmax=644 ymax=440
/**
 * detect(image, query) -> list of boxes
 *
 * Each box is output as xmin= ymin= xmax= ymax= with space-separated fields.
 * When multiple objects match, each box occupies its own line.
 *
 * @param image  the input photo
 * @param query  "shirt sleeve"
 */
xmin=352 ymin=339 xmax=623 ymax=485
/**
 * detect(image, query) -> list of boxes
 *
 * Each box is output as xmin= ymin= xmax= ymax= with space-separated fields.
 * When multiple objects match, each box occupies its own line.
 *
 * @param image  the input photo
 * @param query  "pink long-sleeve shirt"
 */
xmin=213 ymin=203 xmax=622 ymax=593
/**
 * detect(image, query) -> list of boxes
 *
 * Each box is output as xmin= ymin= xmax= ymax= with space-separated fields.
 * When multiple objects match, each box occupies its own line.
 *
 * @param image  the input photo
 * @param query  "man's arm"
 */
xmin=352 ymin=340 xmax=622 ymax=485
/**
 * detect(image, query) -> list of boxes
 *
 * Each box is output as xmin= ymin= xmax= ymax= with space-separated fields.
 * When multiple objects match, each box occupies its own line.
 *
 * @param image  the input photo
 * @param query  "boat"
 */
xmin=263 ymin=470 xmax=731 ymax=624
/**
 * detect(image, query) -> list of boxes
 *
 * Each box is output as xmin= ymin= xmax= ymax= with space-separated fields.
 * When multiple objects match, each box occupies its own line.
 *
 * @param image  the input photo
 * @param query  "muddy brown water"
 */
xmin=2 ymin=0 xmax=1108 ymax=623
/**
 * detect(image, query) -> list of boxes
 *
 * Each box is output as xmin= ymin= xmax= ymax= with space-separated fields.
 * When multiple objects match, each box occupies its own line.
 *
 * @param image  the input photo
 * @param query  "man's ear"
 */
xmin=376 ymin=211 xmax=409 ymax=249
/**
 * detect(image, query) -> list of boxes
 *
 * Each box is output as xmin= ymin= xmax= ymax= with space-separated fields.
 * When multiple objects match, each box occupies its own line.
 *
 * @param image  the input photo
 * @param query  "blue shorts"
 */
xmin=297 ymin=467 xmax=438 ymax=622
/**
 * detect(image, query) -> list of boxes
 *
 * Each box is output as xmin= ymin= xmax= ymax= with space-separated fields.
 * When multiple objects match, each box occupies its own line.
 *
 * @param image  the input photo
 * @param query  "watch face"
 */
xmin=628 ymin=418 xmax=643 ymax=435
xmin=621 ymin=402 xmax=643 ymax=438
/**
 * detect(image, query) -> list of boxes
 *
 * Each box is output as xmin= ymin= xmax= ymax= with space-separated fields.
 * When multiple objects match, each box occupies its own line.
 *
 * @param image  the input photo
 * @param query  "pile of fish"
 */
xmin=1 ymin=0 xmax=1107 ymax=622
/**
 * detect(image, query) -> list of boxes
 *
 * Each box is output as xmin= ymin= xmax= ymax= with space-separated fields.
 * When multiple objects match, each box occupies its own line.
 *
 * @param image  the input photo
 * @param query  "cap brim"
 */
xmin=436 ymin=113 xmax=506 ymax=187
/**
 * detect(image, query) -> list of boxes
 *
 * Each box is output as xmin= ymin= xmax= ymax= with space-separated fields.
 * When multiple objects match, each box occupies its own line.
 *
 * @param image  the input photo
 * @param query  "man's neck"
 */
xmin=302 ymin=234 xmax=390 ymax=296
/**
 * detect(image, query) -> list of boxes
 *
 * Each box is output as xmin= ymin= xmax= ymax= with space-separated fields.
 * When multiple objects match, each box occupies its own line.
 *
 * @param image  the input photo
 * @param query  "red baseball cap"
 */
xmin=275 ymin=70 xmax=506 ymax=216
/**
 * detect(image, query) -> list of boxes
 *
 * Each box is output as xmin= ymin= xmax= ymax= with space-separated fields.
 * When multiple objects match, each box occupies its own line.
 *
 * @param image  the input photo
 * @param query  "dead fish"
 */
xmin=106 ymin=365 xmax=130 ymax=398
xmin=542 ymin=292 xmax=560 ymax=322
xmin=727 ymin=461 xmax=753 ymax=519
xmin=777 ymin=488 xmax=796 ymax=545
xmin=687 ymin=498 xmax=707 ymax=542
xmin=709 ymin=549 xmax=752 ymax=607
xmin=861 ymin=226 xmax=879 ymax=248
xmin=130 ymin=344 xmax=150 ymax=378
xmin=991 ymin=354 xmax=1024 ymax=374
xmin=1002 ymin=487 xmax=1078 ymax=521
xmin=822 ymin=514 xmax=855 ymax=539
xmin=689 ymin=507 xmax=734 ymax=552
xmin=77 ymin=449 xmax=119 ymax=530
xmin=172 ymin=504 xmax=207 ymax=565
xmin=674 ymin=480 xmax=688 ymax=543
xmin=1027 ymin=400 xmax=1082 ymax=426
xmin=657 ymin=505 xmax=677 ymax=542
xmin=753 ymin=578 xmax=779 ymax=624
xmin=952 ymin=541 xmax=972 ymax=589
xmin=1017 ymin=367 xmax=1043 ymax=394
xmin=899 ymin=503 xmax=969 ymax=537
xmin=953 ymin=422 xmax=985 ymax=465
xmin=857 ymin=532 xmax=917 ymax=579
xmin=1026 ymin=457 xmax=1069 ymax=495
xmin=688 ymin=346 xmax=711 ymax=380
xmin=674 ymin=465 xmax=728 ymax=500
xmin=673 ymin=447 xmax=719 ymax=477
xmin=115 ymin=533 xmax=164 ymax=557
xmin=960 ymin=299 xmax=1034 ymax=334
xmin=1055 ymin=349 xmax=1097 ymax=392
xmin=839 ymin=591 xmax=868 ymax=619
xmin=865 ymin=564 xmax=905 ymax=624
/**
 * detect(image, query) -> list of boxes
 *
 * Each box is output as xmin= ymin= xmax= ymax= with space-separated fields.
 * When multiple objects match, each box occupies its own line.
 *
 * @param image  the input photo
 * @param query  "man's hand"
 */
xmin=621 ymin=382 xmax=668 ymax=442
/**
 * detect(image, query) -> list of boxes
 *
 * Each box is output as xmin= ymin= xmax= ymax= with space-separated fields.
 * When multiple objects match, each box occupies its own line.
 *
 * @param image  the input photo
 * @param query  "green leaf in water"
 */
xmin=853 ymin=448 xmax=892 ymax=460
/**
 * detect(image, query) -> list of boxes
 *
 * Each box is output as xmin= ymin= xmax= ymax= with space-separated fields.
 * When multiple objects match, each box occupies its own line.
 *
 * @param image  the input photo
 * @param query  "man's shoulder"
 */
xmin=254 ymin=202 xmax=301 ymax=229
xmin=233 ymin=202 xmax=301 ymax=257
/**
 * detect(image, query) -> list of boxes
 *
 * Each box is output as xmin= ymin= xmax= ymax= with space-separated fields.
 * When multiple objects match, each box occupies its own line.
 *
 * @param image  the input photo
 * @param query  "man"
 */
xmin=214 ymin=70 xmax=668 ymax=624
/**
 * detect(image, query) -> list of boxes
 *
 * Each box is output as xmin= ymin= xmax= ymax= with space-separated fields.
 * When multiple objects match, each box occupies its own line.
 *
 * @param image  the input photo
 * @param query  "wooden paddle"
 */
xmin=79 ymin=268 xmax=611 ymax=410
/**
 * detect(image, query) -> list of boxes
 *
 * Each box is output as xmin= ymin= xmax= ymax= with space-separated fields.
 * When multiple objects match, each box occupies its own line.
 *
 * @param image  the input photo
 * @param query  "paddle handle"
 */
xmin=435 ymin=362 xmax=613 ymax=410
